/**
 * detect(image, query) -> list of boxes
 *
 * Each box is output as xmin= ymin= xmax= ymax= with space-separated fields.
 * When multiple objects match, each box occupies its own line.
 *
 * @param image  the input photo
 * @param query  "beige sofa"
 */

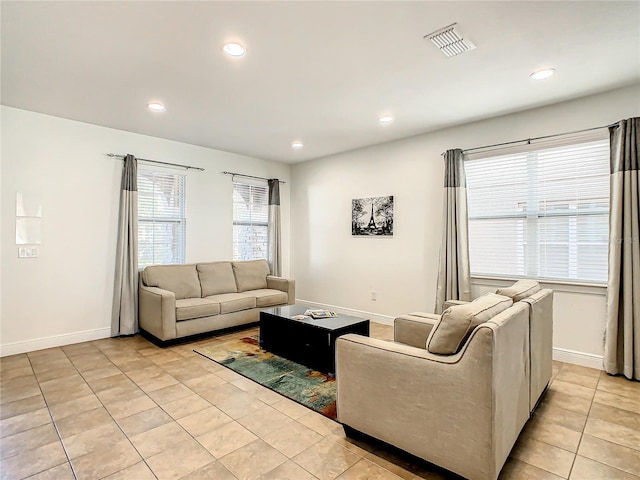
xmin=139 ymin=259 xmax=295 ymax=345
xmin=336 ymin=296 xmax=531 ymax=480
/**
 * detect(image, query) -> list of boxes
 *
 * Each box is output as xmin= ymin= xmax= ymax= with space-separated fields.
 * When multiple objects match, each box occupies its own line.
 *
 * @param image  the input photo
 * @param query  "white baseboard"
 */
xmin=553 ymin=347 xmax=603 ymax=370
xmin=0 ymin=327 xmax=111 ymax=357
xmin=295 ymin=299 xmax=395 ymax=325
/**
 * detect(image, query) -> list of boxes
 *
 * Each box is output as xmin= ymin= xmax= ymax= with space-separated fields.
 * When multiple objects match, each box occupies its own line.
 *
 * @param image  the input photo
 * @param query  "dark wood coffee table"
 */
xmin=260 ymin=304 xmax=370 ymax=374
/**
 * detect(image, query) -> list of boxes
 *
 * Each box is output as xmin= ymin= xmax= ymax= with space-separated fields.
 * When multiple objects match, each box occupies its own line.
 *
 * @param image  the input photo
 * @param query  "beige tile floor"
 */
xmin=1 ymin=322 xmax=639 ymax=480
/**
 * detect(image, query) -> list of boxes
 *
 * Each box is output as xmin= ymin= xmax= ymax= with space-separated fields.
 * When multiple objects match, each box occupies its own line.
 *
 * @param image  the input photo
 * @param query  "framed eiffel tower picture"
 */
xmin=352 ymin=196 xmax=394 ymax=236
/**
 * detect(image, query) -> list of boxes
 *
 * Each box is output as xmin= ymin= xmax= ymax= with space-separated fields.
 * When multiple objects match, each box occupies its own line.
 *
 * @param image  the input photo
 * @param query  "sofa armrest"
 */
xmin=267 ymin=276 xmax=295 ymax=305
xmin=394 ymin=313 xmax=440 ymax=348
xmin=139 ymin=285 xmax=177 ymax=341
xmin=443 ymin=299 xmax=471 ymax=310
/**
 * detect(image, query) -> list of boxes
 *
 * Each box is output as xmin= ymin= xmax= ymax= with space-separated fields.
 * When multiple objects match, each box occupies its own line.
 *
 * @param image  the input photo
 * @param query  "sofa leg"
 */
xmin=342 ymin=424 xmax=363 ymax=440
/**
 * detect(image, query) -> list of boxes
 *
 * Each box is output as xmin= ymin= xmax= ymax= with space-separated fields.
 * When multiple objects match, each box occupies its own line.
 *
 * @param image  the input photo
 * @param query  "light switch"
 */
xmin=18 ymin=247 xmax=38 ymax=258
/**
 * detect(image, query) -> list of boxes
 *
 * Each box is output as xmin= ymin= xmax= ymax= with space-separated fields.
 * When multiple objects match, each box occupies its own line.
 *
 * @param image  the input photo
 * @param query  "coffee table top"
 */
xmin=261 ymin=304 xmax=369 ymax=331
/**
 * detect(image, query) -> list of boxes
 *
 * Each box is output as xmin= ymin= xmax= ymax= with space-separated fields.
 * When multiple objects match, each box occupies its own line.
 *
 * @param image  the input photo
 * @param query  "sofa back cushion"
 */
xmin=197 ymin=262 xmax=238 ymax=297
xmin=142 ymin=264 xmax=201 ymax=300
xmin=232 ymin=259 xmax=270 ymax=292
xmin=496 ymin=280 xmax=540 ymax=302
xmin=427 ymin=293 xmax=513 ymax=355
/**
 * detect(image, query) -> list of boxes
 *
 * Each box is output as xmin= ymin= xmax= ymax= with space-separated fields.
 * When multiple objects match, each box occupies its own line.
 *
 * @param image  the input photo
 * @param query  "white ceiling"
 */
xmin=2 ymin=1 xmax=639 ymax=163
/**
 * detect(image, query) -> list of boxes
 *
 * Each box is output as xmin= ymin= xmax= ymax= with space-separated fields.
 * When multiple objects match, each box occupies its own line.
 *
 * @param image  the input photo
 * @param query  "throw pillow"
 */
xmin=496 ymin=279 xmax=540 ymax=302
xmin=427 ymin=293 xmax=513 ymax=355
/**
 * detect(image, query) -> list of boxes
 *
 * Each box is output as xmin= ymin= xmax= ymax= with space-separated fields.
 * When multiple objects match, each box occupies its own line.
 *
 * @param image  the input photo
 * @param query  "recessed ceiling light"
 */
xmin=147 ymin=102 xmax=166 ymax=112
xmin=530 ymin=68 xmax=556 ymax=80
xmin=223 ymin=43 xmax=246 ymax=57
xmin=291 ymin=141 xmax=304 ymax=150
xmin=378 ymin=115 xmax=394 ymax=124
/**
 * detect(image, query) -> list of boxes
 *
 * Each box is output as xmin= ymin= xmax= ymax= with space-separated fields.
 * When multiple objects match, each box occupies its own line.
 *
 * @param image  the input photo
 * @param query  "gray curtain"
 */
xmin=111 ymin=154 xmax=139 ymax=336
xmin=435 ymin=149 xmax=472 ymax=313
xmin=604 ymin=117 xmax=639 ymax=380
xmin=267 ymin=179 xmax=282 ymax=277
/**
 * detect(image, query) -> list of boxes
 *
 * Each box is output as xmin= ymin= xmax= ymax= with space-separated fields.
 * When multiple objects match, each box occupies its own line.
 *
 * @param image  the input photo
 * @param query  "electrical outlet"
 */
xmin=371 ymin=291 xmax=377 ymax=301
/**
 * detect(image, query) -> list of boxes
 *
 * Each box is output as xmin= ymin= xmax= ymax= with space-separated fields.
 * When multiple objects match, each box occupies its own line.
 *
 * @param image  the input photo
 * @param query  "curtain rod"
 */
xmin=107 ymin=153 xmax=205 ymax=171
xmin=222 ymin=171 xmax=286 ymax=184
xmin=441 ymin=122 xmax=619 ymax=156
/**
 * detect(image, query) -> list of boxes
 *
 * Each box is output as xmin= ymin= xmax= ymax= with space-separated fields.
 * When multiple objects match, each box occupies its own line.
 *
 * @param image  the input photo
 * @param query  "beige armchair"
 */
xmin=441 ymin=282 xmax=554 ymax=412
xmin=336 ymin=301 xmax=531 ymax=480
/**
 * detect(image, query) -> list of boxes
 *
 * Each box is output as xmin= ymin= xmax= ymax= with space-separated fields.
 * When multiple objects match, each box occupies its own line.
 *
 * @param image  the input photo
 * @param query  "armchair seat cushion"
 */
xmin=203 ymin=293 xmax=256 ymax=314
xmin=175 ymin=298 xmax=221 ymax=321
xmin=251 ymin=289 xmax=288 ymax=307
xmin=427 ymin=293 xmax=513 ymax=354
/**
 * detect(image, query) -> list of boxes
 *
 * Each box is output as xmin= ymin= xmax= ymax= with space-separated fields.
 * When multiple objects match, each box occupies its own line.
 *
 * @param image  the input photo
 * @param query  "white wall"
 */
xmin=0 ymin=106 xmax=291 ymax=356
xmin=291 ymin=84 xmax=640 ymax=368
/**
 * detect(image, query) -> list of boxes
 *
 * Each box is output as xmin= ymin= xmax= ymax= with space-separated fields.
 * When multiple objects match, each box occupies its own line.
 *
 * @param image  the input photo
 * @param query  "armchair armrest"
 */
xmin=394 ymin=313 xmax=440 ymax=348
xmin=138 ymin=285 xmax=177 ymax=341
xmin=267 ymin=276 xmax=295 ymax=305
xmin=443 ymin=299 xmax=471 ymax=310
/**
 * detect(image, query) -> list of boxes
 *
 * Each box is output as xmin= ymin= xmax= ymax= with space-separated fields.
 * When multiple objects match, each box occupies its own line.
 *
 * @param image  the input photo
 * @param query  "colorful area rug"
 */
xmin=194 ymin=336 xmax=337 ymax=420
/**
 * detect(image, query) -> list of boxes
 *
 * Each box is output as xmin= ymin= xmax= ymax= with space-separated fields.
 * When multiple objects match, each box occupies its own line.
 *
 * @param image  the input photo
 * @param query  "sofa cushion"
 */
xmin=175 ymin=298 xmax=221 ymax=321
xmin=232 ymin=260 xmax=270 ymax=292
xmin=427 ymin=293 xmax=513 ymax=355
xmin=251 ymin=289 xmax=288 ymax=307
xmin=496 ymin=280 xmax=541 ymax=302
xmin=142 ymin=264 xmax=201 ymax=300
xmin=204 ymin=293 xmax=257 ymax=314
xmin=197 ymin=262 xmax=238 ymax=297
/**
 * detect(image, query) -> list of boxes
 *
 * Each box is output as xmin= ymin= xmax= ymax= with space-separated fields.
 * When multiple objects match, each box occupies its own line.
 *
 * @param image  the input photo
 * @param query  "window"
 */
xmin=233 ymin=182 xmax=268 ymax=260
xmin=137 ymin=169 xmax=186 ymax=268
xmin=465 ymin=138 xmax=609 ymax=284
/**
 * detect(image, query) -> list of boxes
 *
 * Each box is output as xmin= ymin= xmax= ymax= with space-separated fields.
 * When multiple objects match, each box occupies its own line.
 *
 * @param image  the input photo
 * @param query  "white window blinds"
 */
xmin=137 ymin=169 xmax=186 ymax=268
xmin=233 ymin=182 xmax=268 ymax=261
xmin=465 ymin=138 xmax=610 ymax=284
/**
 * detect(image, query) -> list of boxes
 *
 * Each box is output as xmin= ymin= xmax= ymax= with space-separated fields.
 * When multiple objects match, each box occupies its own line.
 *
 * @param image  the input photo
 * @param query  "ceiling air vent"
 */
xmin=425 ymin=23 xmax=476 ymax=58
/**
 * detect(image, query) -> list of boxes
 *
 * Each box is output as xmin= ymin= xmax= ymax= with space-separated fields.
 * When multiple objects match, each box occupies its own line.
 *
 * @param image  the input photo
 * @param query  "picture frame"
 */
xmin=352 ymin=196 xmax=394 ymax=236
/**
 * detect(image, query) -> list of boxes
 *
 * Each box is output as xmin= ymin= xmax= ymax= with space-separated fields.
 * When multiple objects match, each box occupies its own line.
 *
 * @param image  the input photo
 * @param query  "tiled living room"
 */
xmin=1 ymin=2 xmax=640 ymax=480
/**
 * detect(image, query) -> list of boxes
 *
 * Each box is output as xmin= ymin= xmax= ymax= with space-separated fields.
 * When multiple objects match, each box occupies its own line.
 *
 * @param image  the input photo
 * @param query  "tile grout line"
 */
xmin=183 ymin=331 xmax=327 ymax=474
xmin=190 ymin=329 xmax=392 ymax=480
xmin=173 ymin=332 xmax=356 ymax=479
xmin=101 ymin=340 xmax=245 ymax=479
xmin=60 ymin=343 xmax=161 ymax=480
xmin=561 ymin=362 xmax=586 ymax=480
xmin=24 ymin=352 xmax=78 ymax=480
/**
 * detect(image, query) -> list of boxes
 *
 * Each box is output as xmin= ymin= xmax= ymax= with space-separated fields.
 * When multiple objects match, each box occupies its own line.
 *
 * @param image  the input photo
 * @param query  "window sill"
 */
xmin=471 ymin=276 xmax=607 ymax=296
